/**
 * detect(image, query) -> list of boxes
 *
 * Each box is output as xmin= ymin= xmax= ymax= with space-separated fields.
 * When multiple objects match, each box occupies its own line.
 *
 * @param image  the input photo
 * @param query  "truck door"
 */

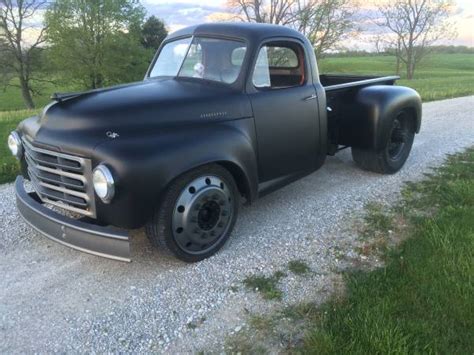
xmin=249 ymin=40 xmax=319 ymax=183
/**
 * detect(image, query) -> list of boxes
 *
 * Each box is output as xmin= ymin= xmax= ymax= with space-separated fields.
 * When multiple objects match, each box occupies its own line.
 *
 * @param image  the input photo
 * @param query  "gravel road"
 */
xmin=1 ymin=96 xmax=473 ymax=353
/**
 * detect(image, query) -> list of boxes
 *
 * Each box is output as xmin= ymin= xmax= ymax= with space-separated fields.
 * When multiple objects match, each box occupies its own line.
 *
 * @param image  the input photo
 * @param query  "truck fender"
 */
xmin=93 ymin=121 xmax=258 ymax=228
xmin=150 ymin=124 xmax=258 ymax=204
xmin=341 ymin=85 xmax=422 ymax=151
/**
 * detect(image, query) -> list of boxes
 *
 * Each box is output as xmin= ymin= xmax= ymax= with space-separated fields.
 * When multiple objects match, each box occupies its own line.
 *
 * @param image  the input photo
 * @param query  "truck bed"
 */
xmin=322 ymin=74 xmax=400 ymax=155
xmin=321 ymin=74 xmax=399 ymax=92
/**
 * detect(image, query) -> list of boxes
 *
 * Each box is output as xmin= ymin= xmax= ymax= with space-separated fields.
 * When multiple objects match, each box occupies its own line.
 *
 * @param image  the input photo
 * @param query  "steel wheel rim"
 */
xmin=172 ymin=175 xmax=233 ymax=255
xmin=387 ymin=112 xmax=409 ymax=161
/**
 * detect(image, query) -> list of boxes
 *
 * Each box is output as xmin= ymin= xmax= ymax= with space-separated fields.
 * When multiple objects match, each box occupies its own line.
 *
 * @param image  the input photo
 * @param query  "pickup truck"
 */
xmin=9 ymin=23 xmax=421 ymax=262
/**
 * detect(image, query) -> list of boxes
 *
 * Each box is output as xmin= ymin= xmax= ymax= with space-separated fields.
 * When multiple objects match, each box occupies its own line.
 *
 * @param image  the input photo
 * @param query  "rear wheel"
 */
xmin=352 ymin=110 xmax=415 ymax=174
xmin=146 ymin=164 xmax=239 ymax=262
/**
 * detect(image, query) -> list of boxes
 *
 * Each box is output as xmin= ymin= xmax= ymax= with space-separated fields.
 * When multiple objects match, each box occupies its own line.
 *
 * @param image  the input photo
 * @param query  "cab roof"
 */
xmin=166 ymin=22 xmax=306 ymax=44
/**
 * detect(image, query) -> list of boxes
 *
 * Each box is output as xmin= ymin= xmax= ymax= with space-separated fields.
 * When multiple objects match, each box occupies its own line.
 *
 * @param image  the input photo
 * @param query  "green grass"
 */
xmin=298 ymin=147 xmax=474 ymax=354
xmin=243 ymin=271 xmax=287 ymax=300
xmin=288 ymin=260 xmax=311 ymax=275
xmin=225 ymin=148 xmax=473 ymax=354
xmin=0 ymin=110 xmax=37 ymax=184
xmin=319 ymin=53 xmax=474 ymax=101
xmin=0 ymin=77 xmax=79 ymax=111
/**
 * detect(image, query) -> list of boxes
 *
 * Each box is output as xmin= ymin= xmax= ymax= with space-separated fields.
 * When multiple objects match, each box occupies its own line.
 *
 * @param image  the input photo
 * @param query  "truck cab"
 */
xmin=10 ymin=23 xmax=421 ymax=262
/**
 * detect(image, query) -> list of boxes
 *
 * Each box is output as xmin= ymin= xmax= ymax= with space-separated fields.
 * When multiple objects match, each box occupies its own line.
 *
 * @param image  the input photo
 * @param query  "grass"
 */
xmin=288 ymin=260 xmax=311 ymax=275
xmin=355 ymin=202 xmax=399 ymax=258
xmin=0 ymin=77 xmax=80 ymax=112
xmin=243 ymin=271 xmax=286 ymax=300
xmin=227 ymin=148 xmax=474 ymax=354
xmin=319 ymin=53 xmax=474 ymax=101
xmin=0 ymin=110 xmax=37 ymax=184
xmin=297 ymin=147 xmax=474 ymax=354
xmin=243 ymin=260 xmax=312 ymax=300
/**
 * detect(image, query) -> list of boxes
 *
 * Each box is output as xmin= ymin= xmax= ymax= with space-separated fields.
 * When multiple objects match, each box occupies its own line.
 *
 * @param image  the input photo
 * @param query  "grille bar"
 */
xmin=22 ymin=137 xmax=96 ymax=217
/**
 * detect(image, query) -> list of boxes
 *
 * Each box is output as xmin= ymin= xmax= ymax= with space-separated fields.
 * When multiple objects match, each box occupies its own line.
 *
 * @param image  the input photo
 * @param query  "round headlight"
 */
xmin=93 ymin=164 xmax=115 ymax=203
xmin=8 ymin=131 xmax=22 ymax=159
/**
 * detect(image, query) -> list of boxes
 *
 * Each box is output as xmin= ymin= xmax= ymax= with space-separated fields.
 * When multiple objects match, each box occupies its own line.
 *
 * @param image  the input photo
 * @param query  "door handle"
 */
xmin=303 ymin=94 xmax=317 ymax=101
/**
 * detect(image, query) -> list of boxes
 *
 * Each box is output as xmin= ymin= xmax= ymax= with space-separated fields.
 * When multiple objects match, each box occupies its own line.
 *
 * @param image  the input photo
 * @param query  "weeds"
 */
xmin=243 ymin=271 xmax=286 ymax=300
xmin=288 ymin=260 xmax=311 ymax=275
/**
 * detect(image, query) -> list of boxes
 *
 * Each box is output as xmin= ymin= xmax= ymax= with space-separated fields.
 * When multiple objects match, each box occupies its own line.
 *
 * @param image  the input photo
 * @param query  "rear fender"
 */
xmin=339 ymin=85 xmax=422 ymax=151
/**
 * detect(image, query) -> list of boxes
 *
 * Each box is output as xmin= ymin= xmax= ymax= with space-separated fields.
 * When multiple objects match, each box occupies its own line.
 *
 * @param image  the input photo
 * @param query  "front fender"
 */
xmin=92 ymin=118 xmax=258 ymax=229
xmin=340 ymin=85 xmax=422 ymax=151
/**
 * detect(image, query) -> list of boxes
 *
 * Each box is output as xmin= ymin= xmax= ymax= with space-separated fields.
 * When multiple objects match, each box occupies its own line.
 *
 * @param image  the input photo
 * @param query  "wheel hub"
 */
xmin=172 ymin=176 xmax=233 ymax=254
xmin=388 ymin=115 xmax=409 ymax=160
xmin=198 ymin=200 xmax=221 ymax=230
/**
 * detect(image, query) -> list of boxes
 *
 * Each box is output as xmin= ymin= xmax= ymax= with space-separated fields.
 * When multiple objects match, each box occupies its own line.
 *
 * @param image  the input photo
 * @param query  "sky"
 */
xmin=141 ymin=0 xmax=474 ymax=49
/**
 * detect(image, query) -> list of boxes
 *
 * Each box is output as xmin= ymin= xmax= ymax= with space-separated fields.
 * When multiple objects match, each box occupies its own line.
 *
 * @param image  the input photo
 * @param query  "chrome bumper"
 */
xmin=15 ymin=176 xmax=130 ymax=262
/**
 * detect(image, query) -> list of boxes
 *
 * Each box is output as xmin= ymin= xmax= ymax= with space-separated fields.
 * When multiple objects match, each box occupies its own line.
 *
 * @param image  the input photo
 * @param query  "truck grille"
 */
xmin=22 ymin=137 xmax=96 ymax=217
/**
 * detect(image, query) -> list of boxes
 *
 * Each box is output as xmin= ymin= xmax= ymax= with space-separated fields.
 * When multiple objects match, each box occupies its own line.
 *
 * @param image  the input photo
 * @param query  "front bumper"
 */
xmin=15 ymin=176 xmax=130 ymax=262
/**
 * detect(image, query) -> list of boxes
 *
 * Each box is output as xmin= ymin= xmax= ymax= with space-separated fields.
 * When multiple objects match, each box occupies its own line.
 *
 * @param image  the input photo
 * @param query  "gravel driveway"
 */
xmin=1 ymin=96 xmax=473 ymax=353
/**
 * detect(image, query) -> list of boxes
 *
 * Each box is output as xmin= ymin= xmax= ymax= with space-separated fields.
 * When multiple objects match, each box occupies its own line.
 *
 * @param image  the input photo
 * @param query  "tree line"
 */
xmin=1 ymin=0 xmax=457 ymax=109
xmin=228 ymin=0 xmax=456 ymax=79
xmin=1 ymin=0 xmax=167 ymax=108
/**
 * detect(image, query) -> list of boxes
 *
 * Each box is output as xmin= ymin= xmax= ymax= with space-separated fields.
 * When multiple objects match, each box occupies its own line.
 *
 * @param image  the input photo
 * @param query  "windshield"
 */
xmin=149 ymin=37 xmax=247 ymax=85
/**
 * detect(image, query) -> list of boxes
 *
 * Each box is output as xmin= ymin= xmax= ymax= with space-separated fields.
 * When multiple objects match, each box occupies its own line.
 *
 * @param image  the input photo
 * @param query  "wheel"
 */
xmin=352 ymin=110 xmax=415 ymax=174
xmin=146 ymin=164 xmax=239 ymax=262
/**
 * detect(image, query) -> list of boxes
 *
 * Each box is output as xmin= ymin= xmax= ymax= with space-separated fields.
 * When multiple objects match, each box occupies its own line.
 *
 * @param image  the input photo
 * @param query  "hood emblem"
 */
xmin=106 ymin=131 xmax=119 ymax=139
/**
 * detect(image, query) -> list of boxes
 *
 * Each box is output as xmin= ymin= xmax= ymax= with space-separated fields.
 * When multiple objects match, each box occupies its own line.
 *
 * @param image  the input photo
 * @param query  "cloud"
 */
xmin=141 ymin=0 xmax=226 ymax=31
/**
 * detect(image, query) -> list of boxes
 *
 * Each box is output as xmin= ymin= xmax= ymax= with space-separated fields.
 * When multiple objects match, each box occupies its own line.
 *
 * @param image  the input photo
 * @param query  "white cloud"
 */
xmin=141 ymin=1 xmax=226 ymax=32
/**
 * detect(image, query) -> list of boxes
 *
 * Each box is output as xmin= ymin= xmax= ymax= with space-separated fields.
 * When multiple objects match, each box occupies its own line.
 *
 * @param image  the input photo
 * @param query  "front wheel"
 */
xmin=146 ymin=164 xmax=239 ymax=262
xmin=352 ymin=110 xmax=415 ymax=174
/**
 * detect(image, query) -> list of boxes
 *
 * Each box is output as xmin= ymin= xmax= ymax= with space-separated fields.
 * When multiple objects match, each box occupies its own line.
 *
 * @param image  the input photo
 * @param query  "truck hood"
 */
xmin=22 ymin=79 xmax=252 ymax=156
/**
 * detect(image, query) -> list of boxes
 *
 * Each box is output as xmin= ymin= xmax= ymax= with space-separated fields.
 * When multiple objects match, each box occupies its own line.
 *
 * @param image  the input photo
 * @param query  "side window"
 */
xmin=268 ymin=47 xmax=299 ymax=67
xmin=252 ymin=42 xmax=305 ymax=89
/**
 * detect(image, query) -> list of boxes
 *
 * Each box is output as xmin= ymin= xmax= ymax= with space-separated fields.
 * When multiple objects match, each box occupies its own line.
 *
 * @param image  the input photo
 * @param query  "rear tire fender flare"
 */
xmin=355 ymin=85 xmax=422 ymax=151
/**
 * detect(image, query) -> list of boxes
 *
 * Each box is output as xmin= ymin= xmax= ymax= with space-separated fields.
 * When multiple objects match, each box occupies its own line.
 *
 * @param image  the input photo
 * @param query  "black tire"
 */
xmin=352 ymin=110 xmax=415 ymax=174
xmin=145 ymin=164 xmax=239 ymax=262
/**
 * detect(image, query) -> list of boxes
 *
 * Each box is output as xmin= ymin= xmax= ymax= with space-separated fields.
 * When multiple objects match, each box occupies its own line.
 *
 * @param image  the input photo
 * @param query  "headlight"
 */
xmin=7 ymin=131 xmax=23 ymax=159
xmin=93 ymin=164 xmax=115 ymax=203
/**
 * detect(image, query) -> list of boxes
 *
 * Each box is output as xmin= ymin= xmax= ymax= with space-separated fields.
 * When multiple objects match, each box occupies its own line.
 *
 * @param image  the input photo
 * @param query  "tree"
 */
xmin=45 ymin=0 xmax=148 ymax=89
xmin=227 ymin=0 xmax=358 ymax=56
xmin=141 ymin=16 xmax=167 ymax=50
xmin=295 ymin=0 xmax=356 ymax=57
xmin=375 ymin=0 xmax=456 ymax=79
xmin=228 ymin=0 xmax=295 ymax=24
xmin=0 ymin=0 xmax=47 ymax=109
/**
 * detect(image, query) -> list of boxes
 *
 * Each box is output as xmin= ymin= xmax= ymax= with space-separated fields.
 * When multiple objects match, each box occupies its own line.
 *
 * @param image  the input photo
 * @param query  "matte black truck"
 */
xmin=9 ymin=23 xmax=422 ymax=262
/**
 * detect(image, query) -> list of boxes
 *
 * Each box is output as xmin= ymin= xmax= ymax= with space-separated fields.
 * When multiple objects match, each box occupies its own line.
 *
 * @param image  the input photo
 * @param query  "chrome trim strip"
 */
xmin=22 ymin=138 xmax=85 ymax=164
xmin=34 ymin=178 xmax=89 ymax=200
xmin=27 ymin=167 xmax=84 ymax=189
xmin=25 ymin=153 xmax=86 ymax=182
